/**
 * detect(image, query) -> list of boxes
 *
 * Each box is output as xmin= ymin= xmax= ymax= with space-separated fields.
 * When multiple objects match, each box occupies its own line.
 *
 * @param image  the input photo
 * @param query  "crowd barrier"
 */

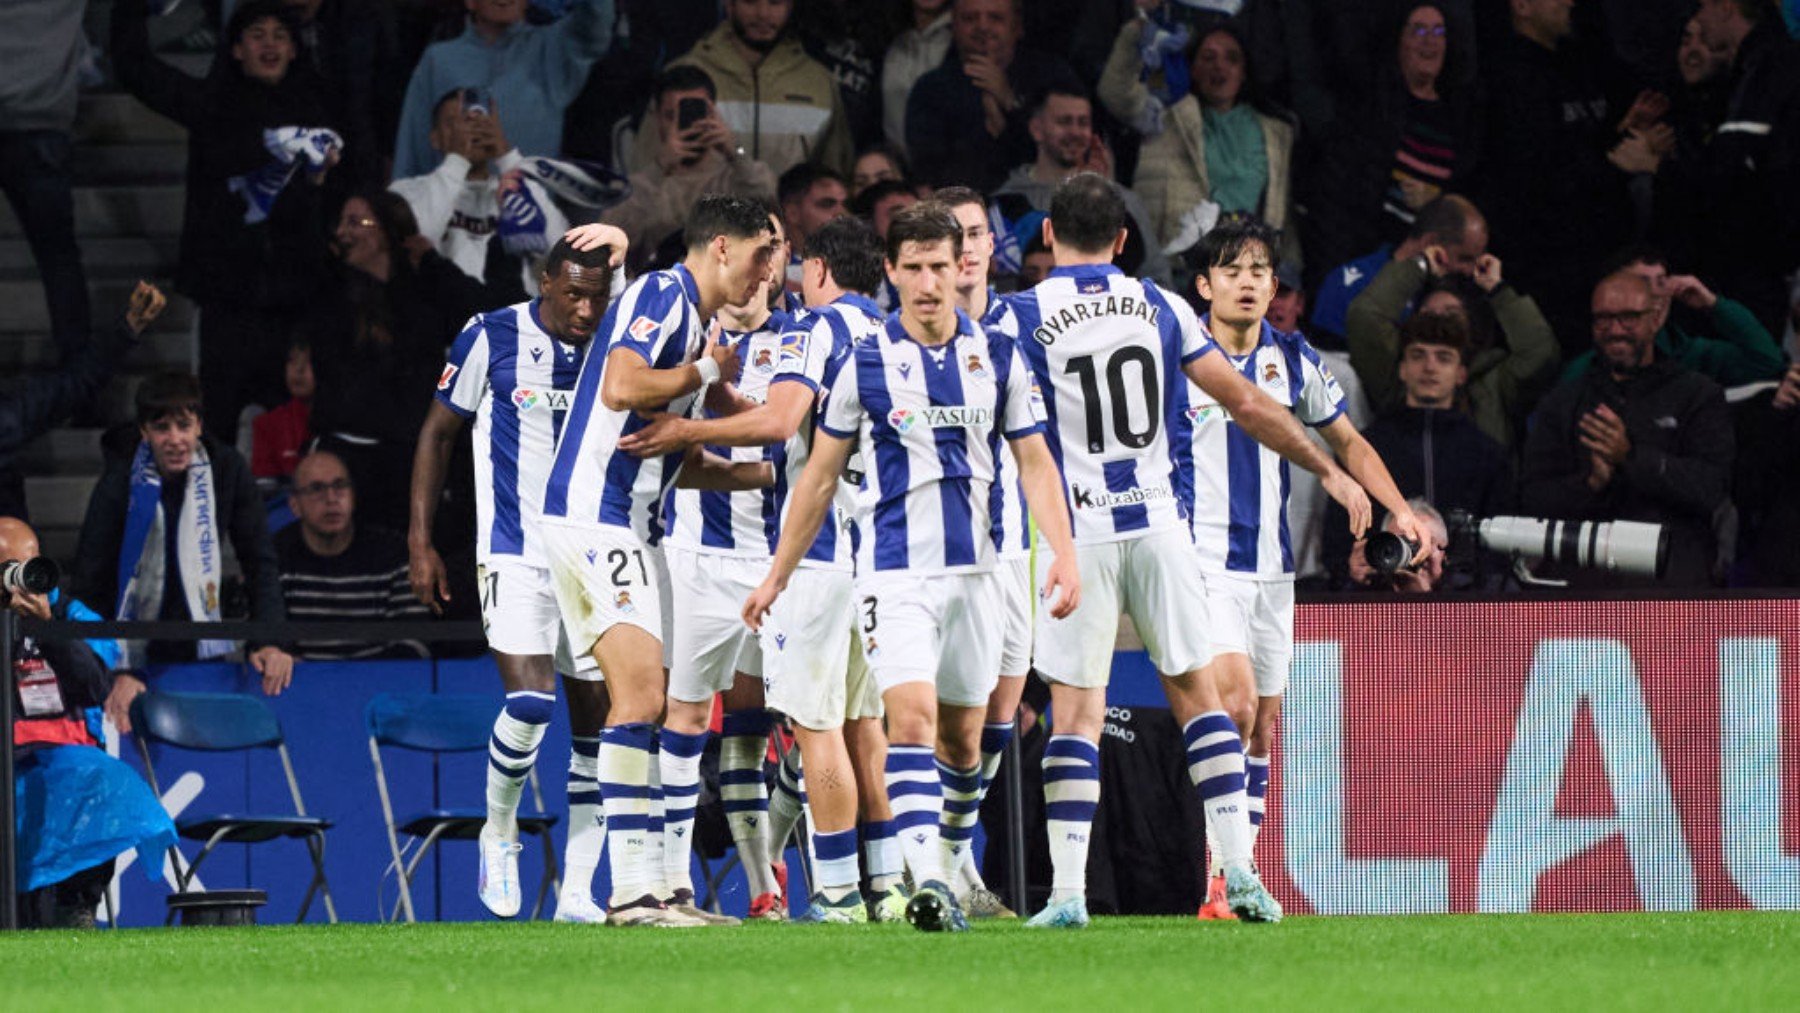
xmin=16 ymin=597 xmax=1800 ymax=926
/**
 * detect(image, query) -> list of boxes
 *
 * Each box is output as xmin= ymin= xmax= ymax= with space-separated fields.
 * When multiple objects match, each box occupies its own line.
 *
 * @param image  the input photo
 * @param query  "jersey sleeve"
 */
xmin=1001 ymin=346 xmax=1047 ymax=439
xmin=1167 ymin=292 xmax=1217 ymax=364
xmin=818 ymin=348 xmax=864 ymax=439
xmin=612 ymin=276 xmax=685 ymax=366
xmin=435 ymin=315 xmax=490 ymax=418
xmin=771 ymin=313 xmax=836 ymax=394
xmin=1296 ymin=339 xmax=1349 ymax=427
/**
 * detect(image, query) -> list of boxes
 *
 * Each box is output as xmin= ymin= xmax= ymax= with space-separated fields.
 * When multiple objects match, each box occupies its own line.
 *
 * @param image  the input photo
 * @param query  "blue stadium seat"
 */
xmin=129 ymin=690 xmax=338 ymax=924
xmin=364 ymin=693 xmax=560 ymax=922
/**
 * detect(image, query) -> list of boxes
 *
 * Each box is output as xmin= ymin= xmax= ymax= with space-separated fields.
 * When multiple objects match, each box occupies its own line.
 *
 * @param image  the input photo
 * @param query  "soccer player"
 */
xmin=409 ymin=224 xmax=629 ymax=923
xmin=744 ymin=202 xmax=1082 ymax=933
xmin=1006 ymin=173 xmax=1373 ymax=928
xmin=540 ymin=195 xmax=778 ymax=927
xmin=621 ymin=214 xmax=892 ymax=922
xmin=1186 ymin=218 xmax=1424 ymax=919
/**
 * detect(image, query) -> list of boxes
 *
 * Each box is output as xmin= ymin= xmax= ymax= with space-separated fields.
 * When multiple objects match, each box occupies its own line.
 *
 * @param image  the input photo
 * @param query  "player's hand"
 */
xmin=409 ymin=543 xmax=451 ymax=614
xmin=1323 ymin=470 xmax=1372 ymax=538
xmin=742 ymin=575 xmax=786 ymax=632
xmin=125 ymin=280 xmax=167 ymax=335
xmin=561 ymin=223 xmax=629 ymax=268
xmin=617 ymin=412 xmax=691 ymax=457
xmin=1384 ymin=508 xmax=1434 ymax=568
xmin=1040 ymin=551 xmax=1081 ymax=620
xmin=1664 ymin=274 xmax=1717 ymax=310
xmin=105 ymin=673 xmax=148 ymax=733
xmin=251 ymin=646 xmax=294 ymax=696
xmin=1472 ymin=254 xmax=1503 ymax=293
xmin=705 ymin=328 xmax=743 ymax=384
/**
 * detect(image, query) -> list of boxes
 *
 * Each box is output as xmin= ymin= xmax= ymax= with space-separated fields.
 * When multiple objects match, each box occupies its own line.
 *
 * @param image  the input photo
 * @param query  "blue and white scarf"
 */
xmin=497 ymin=157 xmax=632 ymax=258
xmin=228 ymin=125 xmax=345 ymax=224
xmin=116 ymin=441 xmax=232 ymax=666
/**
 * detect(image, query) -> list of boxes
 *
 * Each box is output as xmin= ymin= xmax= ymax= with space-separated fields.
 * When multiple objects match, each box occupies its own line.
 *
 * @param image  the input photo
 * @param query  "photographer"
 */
xmin=5 ymin=517 xmax=174 ymax=929
xmin=1346 ymin=498 xmax=1451 ymax=594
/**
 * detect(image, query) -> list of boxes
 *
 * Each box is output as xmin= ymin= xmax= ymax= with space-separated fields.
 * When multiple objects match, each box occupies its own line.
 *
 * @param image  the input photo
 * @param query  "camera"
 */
xmin=1471 ymin=515 xmax=1667 ymax=580
xmin=1365 ymin=532 xmax=1423 ymax=576
xmin=0 ymin=556 xmax=59 ymax=595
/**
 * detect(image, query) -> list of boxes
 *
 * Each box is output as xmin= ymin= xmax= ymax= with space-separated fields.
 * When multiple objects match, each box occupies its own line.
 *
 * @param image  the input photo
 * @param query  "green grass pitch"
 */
xmin=5 ymin=913 xmax=1798 ymax=1010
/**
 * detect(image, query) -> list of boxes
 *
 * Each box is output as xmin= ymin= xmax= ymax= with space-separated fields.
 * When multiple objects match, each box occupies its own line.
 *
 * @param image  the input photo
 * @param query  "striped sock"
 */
xmin=646 ymin=732 xmax=668 ymax=898
xmin=1184 ymin=712 xmax=1252 ymax=870
xmin=1245 ymin=753 xmax=1271 ymax=853
xmin=658 ymin=728 xmax=708 ymax=897
xmin=886 ymin=744 xmax=944 ymax=885
xmin=811 ymin=827 xmax=860 ymax=900
xmin=769 ymin=747 xmax=807 ymax=860
xmin=862 ymin=820 xmax=902 ymax=893
xmin=1043 ymin=735 xmax=1100 ymax=904
xmin=599 ymin=722 xmax=656 ymax=904
xmin=937 ymin=760 xmax=982 ymax=893
xmin=962 ymin=721 xmax=1016 ymax=887
xmin=486 ymin=691 xmax=554 ymax=839
xmin=562 ymin=735 xmax=604 ymax=903
xmin=720 ymin=710 xmax=778 ymax=896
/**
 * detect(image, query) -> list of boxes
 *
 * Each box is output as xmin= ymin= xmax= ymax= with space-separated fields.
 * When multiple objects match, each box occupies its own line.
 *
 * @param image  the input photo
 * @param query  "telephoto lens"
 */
xmin=0 ymin=556 xmax=59 ymax=595
xmin=1365 ymin=532 xmax=1421 ymax=576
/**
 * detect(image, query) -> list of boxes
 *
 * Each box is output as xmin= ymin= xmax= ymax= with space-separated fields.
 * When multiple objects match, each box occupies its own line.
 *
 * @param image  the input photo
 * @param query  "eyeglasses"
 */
xmin=1592 ymin=309 xmax=1652 ymax=328
xmin=1407 ymin=24 xmax=1447 ymax=38
xmin=295 ymin=478 xmax=353 ymax=499
xmin=342 ymin=216 xmax=378 ymax=229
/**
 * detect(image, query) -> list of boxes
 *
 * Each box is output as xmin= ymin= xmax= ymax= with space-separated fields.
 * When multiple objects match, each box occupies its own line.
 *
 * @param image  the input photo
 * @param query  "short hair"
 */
xmin=1398 ymin=309 xmax=1471 ymax=365
xmin=850 ymin=179 xmax=917 ymax=220
xmin=1027 ymin=81 xmax=1092 ymax=119
xmin=136 ymin=370 xmax=203 ymax=427
xmin=884 ymin=201 xmax=963 ymax=264
xmin=1409 ymin=195 xmax=1481 ymax=246
xmin=778 ymin=162 xmax=848 ymax=207
xmin=1022 ymin=233 xmax=1051 ymax=259
xmin=293 ymin=449 xmax=350 ymax=484
xmin=227 ymin=0 xmax=293 ymax=45
xmin=543 ymin=236 xmax=614 ymax=277
xmin=1595 ymin=269 xmax=1655 ymax=304
xmin=1420 ymin=273 xmax=1499 ymax=351
xmin=1047 ymin=172 xmax=1127 ymax=254
xmin=806 ymin=216 xmax=885 ymax=296
xmin=932 ymin=185 xmax=986 ymax=214
xmin=652 ymin=65 xmax=717 ymax=106
xmin=684 ymin=194 xmax=774 ymax=250
xmin=1600 ymin=243 xmax=1672 ymax=278
xmin=1193 ymin=216 xmax=1283 ymax=273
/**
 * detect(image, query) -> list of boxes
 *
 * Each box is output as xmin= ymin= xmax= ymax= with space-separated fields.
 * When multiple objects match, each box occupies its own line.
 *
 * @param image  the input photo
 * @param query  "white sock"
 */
xmin=720 ymin=710 xmax=778 ymax=896
xmin=646 ymin=731 xmax=669 ymax=898
xmin=1184 ymin=712 xmax=1253 ymax=871
xmin=658 ymin=728 xmax=707 ymax=898
xmin=885 ymin=744 xmax=944 ymax=886
xmin=862 ymin=821 xmax=902 ymax=893
xmin=811 ymin=826 xmax=860 ymax=900
xmin=563 ymin=735 xmax=604 ymax=903
xmin=768 ymin=747 xmax=806 ymax=863
xmin=1042 ymin=735 xmax=1100 ymax=904
xmin=599 ymin=723 xmax=656 ymax=905
xmin=937 ymin=759 xmax=982 ymax=894
xmin=486 ymin=691 xmax=554 ymax=839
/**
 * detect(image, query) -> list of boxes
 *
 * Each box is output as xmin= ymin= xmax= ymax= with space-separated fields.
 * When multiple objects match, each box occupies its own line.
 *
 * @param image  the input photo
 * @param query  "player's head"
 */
xmin=229 ymin=0 xmax=296 ymax=85
xmin=136 ymin=370 xmax=204 ymax=477
xmin=1045 ymin=172 xmax=1127 ymax=259
xmin=885 ymin=202 xmax=964 ymax=331
xmin=289 ymin=450 xmax=355 ymax=541
xmin=685 ymin=194 xmax=781 ymax=310
xmin=1193 ymin=217 xmax=1282 ymax=328
xmin=1396 ymin=309 xmax=1469 ymax=409
xmin=802 ymin=215 xmax=884 ymax=304
xmin=934 ymin=186 xmax=993 ymax=292
xmin=539 ymin=238 xmax=615 ymax=344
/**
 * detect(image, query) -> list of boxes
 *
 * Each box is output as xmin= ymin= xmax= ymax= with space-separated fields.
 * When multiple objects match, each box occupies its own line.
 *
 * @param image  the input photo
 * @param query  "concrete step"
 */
xmin=72 ymin=141 xmax=187 ymax=185
xmin=18 ymin=427 xmax=109 ymax=475
xmin=25 ymin=474 xmax=100 ymax=532
xmin=73 ymin=92 xmax=187 ymax=146
xmin=0 ymin=325 xmax=191 ymax=372
xmin=35 ymin=526 xmax=81 ymax=568
xmin=0 ymin=235 xmax=181 ymax=278
xmin=0 ymin=277 xmax=196 ymax=336
xmin=0 ymin=184 xmax=183 ymax=240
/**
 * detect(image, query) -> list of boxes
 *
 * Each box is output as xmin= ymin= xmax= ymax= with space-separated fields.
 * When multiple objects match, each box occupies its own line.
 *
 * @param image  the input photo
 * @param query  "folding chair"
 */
xmin=365 ymin=693 xmax=560 ymax=922
xmin=129 ymin=690 xmax=338 ymax=924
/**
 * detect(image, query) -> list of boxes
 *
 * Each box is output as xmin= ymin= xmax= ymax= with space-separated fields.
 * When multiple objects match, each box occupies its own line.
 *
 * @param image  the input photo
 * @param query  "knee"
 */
xmin=938 ymin=736 xmax=980 ymax=770
xmin=663 ymin=697 xmax=711 ymax=735
xmin=885 ymin=708 xmax=934 ymax=747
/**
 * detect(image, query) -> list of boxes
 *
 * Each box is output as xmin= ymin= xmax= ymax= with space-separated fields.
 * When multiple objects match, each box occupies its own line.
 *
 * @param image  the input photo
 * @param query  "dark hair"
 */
xmin=932 ymin=185 xmax=986 ymax=213
xmin=1193 ymin=216 xmax=1284 ymax=273
xmin=1026 ymin=80 xmax=1092 ymax=119
xmin=543 ymin=237 xmax=614 ymax=277
xmin=1420 ymin=273 xmax=1499 ymax=352
xmin=652 ymin=64 xmax=717 ymax=106
xmin=1387 ymin=1 xmax=1467 ymax=92
xmin=778 ymin=162 xmax=848 ymax=206
xmin=684 ymin=194 xmax=775 ymax=250
xmin=1022 ymin=233 xmax=1050 ymax=259
xmin=1398 ymin=309 xmax=1471 ymax=366
xmin=853 ymin=142 xmax=911 ymax=181
xmin=805 ymin=216 xmax=886 ymax=296
xmin=1186 ymin=23 xmax=1275 ymax=115
xmin=136 ymin=370 xmax=204 ymax=427
xmin=1409 ymin=194 xmax=1481 ymax=246
xmin=1600 ymin=243 xmax=1672 ymax=278
xmin=1048 ymin=172 xmax=1127 ymax=254
xmin=338 ymin=190 xmax=419 ymax=349
xmin=226 ymin=0 xmax=294 ymax=46
xmin=884 ymin=201 xmax=962 ymax=264
xmin=850 ymin=179 xmax=917 ymax=220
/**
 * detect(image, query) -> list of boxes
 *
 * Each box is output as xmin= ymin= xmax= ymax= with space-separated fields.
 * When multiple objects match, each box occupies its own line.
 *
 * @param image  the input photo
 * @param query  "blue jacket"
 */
xmin=392 ymin=1 xmax=616 ymax=178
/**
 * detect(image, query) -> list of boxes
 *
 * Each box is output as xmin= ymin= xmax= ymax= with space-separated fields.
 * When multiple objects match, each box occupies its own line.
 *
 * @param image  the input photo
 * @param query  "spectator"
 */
xmin=0 ymin=283 xmax=165 ymax=522
xmin=992 ymin=85 xmax=1172 ymax=287
xmin=0 ymin=0 xmax=91 ymax=366
xmin=274 ymin=450 xmax=430 ymax=659
xmin=1314 ymin=192 xmax=1487 ymax=345
xmin=1731 ymin=362 xmax=1800 ymax=586
xmin=1346 ymin=236 xmax=1559 ymax=450
xmin=881 ymin=0 xmax=954 ymax=156
xmin=1520 ymin=271 xmax=1733 ymax=587
xmin=1098 ymin=19 xmax=1297 ymax=263
xmin=390 ymin=89 xmax=571 ymax=295
xmin=250 ymin=337 xmax=314 ymax=486
xmin=778 ymin=162 xmax=850 ymax=287
xmin=659 ymin=0 xmax=853 ymax=177
xmin=1017 ymin=233 xmax=1053 ymax=288
xmin=853 ymin=179 xmax=920 ymax=240
xmin=1559 ymin=247 xmax=1784 ymax=387
xmin=905 ymin=0 xmax=1079 ymax=192
xmin=850 ymin=143 xmax=908 ymax=198
xmin=113 ymin=0 xmax=344 ymax=442
xmin=391 ymin=0 xmax=617 ymax=178
xmin=602 ymin=66 xmax=777 ymax=274
xmin=795 ymin=0 xmax=888 ymax=150
xmin=1325 ymin=312 xmax=1513 ymax=587
xmin=72 ymin=371 xmax=294 ymax=719
xmin=1345 ymin=497 xmax=1452 ymax=593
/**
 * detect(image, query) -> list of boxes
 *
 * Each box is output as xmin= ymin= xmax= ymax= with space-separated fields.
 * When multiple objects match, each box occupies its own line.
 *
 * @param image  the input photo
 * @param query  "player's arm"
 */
xmin=1185 ymin=352 xmax=1372 ymax=536
xmin=742 ymin=429 xmax=854 ymax=630
xmin=618 ymin=380 xmax=815 ymax=457
xmin=600 ymin=336 xmax=740 ymax=411
xmin=1318 ymin=415 xmax=1428 ymax=563
xmin=1006 ymin=432 xmax=1081 ymax=619
xmin=673 ymin=448 xmax=776 ymax=490
xmin=408 ymin=400 xmax=468 ymax=613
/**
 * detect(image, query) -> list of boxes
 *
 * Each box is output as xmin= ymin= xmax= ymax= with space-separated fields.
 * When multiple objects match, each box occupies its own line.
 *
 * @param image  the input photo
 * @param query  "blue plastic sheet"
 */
xmin=13 ymin=745 xmax=177 ymax=892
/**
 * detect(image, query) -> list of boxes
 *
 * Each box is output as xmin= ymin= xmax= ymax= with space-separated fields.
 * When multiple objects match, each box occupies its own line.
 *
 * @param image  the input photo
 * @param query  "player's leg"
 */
xmin=845 ymin=715 xmax=905 ymax=920
xmin=718 ymin=708 xmax=782 ymax=918
xmin=789 ymin=720 xmax=863 ymax=921
xmin=1243 ymin=580 xmax=1294 ymax=870
xmin=478 ymin=650 xmax=555 ymax=919
xmin=953 ymin=555 xmax=1031 ymax=915
xmin=1195 ymin=576 xmax=1256 ymax=918
xmin=555 ymin=667 xmax=610 ymax=923
xmin=934 ymin=700 xmax=986 ymax=911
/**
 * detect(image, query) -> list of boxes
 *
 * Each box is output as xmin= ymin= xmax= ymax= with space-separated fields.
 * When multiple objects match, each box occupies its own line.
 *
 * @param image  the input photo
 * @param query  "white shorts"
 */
xmin=854 ymin=570 xmax=1001 ymax=709
xmin=1034 ymin=527 xmax=1212 ymax=689
xmin=761 ymin=567 xmax=857 ymax=729
xmin=541 ymin=522 xmax=672 ymax=666
xmin=1205 ymin=572 xmax=1295 ymax=697
xmin=477 ymin=559 xmax=599 ymax=680
xmin=844 ymin=624 xmax=881 ymax=722
xmin=667 ymin=548 xmax=765 ymax=704
xmin=998 ymin=555 xmax=1032 ymax=677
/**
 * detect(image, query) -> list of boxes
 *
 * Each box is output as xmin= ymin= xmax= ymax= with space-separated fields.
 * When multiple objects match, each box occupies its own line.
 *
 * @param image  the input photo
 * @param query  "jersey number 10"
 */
xmin=1066 ymin=347 xmax=1161 ymax=455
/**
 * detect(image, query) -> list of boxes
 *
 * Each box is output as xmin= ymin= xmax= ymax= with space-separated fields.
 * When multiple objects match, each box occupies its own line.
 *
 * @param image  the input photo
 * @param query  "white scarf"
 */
xmin=117 ymin=441 xmax=233 ymax=666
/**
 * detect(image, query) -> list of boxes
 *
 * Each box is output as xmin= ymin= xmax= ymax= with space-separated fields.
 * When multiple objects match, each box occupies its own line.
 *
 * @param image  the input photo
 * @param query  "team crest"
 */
xmin=614 ymin=590 xmax=636 ymax=614
xmin=887 ymin=407 xmax=918 ymax=433
xmin=1078 ymin=279 xmax=1106 ymax=294
xmin=864 ymin=637 xmax=880 ymax=658
xmin=1262 ymin=361 xmax=1282 ymax=386
xmin=627 ymin=315 xmax=659 ymax=343
xmin=437 ymin=363 xmax=458 ymax=390
xmin=965 ymin=353 xmax=988 ymax=378
xmin=512 ymin=388 xmax=540 ymax=411
xmin=753 ymin=347 xmax=774 ymax=373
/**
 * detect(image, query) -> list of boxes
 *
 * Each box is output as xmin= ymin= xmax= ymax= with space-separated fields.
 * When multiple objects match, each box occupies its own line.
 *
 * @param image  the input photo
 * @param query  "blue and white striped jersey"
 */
xmin=436 ymin=300 xmax=587 ymax=566
xmin=981 ymin=289 xmax=1031 ymax=561
xmin=1007 ymin=265 xmax=1213 ymax=545
xmin=662 ymin=308 xmax=797 ymax=558
xmin=820 ymin=309 xmax=1046 ymax=575
xmin=1188 ymin=319 xmax=1347 ymax=578
xmin=543 ymin=264 xmax=707 ymax=542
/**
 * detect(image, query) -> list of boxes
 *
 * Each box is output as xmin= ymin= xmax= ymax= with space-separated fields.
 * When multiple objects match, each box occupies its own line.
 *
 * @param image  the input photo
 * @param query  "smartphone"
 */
xmin=461 ymin=88 xmax=491 ymax=118
xmin=677 ymin=97 xmax=709 ymax=133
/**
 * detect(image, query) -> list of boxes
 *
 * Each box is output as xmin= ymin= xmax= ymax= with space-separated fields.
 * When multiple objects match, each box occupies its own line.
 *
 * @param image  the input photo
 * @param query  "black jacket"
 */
xmin=1520 ymin=357 xmax=1732 ymax=586
xmin=906 ymin=46 xmax=1080 ymax=193
xmin=287 ymin=0 xmax=403 ymax=188
xmin=0 ymin=320 xmax=137 ymax=521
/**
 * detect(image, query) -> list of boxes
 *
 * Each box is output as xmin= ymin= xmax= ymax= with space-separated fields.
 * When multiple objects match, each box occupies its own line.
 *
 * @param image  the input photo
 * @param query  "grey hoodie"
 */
xmin=0 ymin=0 xmax=89 ymax=132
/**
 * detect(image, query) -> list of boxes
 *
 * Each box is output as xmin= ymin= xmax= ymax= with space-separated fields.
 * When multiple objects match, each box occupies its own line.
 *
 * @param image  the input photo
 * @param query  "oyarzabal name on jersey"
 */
xmin=1032 ymin=293 xmax=1160 ymax=345
xmin=1069 ymin=482 xmax=1173 ymax=510
xmin=888 ymin=405 xmax=994 ymax=433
